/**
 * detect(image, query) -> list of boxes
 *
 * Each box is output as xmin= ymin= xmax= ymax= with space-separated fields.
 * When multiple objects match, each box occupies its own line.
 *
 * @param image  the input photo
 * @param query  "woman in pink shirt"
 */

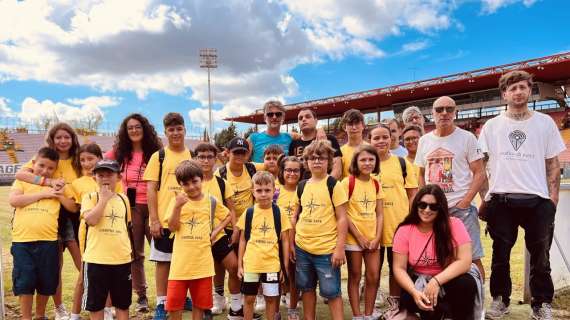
xmin=105 ymin=113 xmax=162 ymax=312
xmin=392 ymin=184 xmax=477 ymax=319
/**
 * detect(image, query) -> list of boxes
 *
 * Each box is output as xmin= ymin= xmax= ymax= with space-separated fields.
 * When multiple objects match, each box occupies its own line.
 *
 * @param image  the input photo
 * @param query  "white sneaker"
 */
xmin=254 ymin=294 xmax=266 ymax=313
xmin=374 ymin=289 xmax=386 ymax=308
xmin=104 ymin=307 xmax=114 ymax=320
xmin=212 ymin=293 xmax=227 ymax=315
xmin=54 ymin=304 xmax=70 ymax=320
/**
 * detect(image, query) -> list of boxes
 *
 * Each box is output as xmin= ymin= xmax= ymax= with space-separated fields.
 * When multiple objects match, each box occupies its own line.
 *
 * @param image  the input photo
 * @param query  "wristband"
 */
xmin=40 ymin=176 xmax=46 ymax=186
xmin=432 ymin=276 xmax=441 ymax=287
xmin=34 ymin=175 xmax=41 ymax=185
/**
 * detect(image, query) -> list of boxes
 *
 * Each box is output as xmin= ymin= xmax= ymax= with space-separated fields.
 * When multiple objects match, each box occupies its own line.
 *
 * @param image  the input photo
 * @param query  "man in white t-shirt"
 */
xmin=415 ymin=96 xmax=486 ymax=280
xmin=479 ymin=71 xmax=565 ymax=320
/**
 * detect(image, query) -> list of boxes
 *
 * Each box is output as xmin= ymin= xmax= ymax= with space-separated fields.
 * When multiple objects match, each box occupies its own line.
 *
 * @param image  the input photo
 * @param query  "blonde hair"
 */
xmin=252 ymin=171 xmax=275 ymax=187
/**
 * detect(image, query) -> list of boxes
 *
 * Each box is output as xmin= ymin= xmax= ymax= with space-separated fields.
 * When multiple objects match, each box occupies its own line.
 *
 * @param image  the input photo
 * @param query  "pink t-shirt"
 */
xmin=105 ymin=149 xmax=148 ymax=205
xmin=392 ymin=217 xmax=471 ymax=276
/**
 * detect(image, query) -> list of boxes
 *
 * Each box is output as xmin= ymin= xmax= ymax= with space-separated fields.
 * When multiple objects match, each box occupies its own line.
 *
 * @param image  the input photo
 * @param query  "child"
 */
xmin=143 ymin=112 xmax=193 ymax=319
xmin=276 ymin=156 xmax=304 ymax=320
xmin=70 ymin=143 xmax=122 ymax=320
xmin=9 ymin=147 xmax=76 ymax=320
xmin=165 ymin=160 xmax=230 ymax=320
xmin=81 ymin=159 xmax=133 ymax=320
xmin=237 ymin=171 xmax=291 ymax=320
xmin=342 ymin=145 xmax=384 ymax=319
xmin=294 ymin=140 xmax=349 ymax=320
xmin=257 ymin=145 xmax=284 ymax=179
xmin=340 ymin=109 xmax=367 ymax=179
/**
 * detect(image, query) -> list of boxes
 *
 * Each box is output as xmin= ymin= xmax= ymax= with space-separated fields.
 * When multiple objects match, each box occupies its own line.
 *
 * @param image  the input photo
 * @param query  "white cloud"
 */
xmin=67 ymin=96 xmax=121 ymax=108
xmin=0 ymin=97 xmax=16 ymax=117
xmin=481 ymin=0 xmax=537 ymax=14
xmin=401 ymin=40 xmax=430 ymax=54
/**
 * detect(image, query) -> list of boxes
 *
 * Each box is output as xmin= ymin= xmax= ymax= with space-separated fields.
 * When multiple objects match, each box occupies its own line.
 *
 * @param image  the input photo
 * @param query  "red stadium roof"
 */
xmin=226 ymin=52 xmax=570 ymax=124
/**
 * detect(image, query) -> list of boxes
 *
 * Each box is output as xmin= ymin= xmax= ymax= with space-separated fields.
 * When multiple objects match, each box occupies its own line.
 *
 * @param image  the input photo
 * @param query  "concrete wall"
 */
xmin=552 ymin=184 xmax=570 ymax=290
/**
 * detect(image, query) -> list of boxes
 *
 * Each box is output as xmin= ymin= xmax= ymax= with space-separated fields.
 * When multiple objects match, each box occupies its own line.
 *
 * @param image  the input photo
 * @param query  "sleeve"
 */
xmin=450 ymin=217 xmax=471 ymax=247
xmin=215 ymin=199 xmax=230 ymax=221
xmin=392 ymin=225 xmax=410 ymax=254
xmin=414 ymin=136 xmax=426 ymax=168
xmin=142 ymin=151 xmax=159 ymax=182
xmin=62 ymin=184 xmax=75 ymax=199
xmin=236 ymin=211 xmax=246 ymax=230
xmin=280 ymin=211 xmax=292 ymax=232
xmin=403 ymin=158 xmax=419 ymax=188
xmin=104 ymin=149 xmax=116 ymax=160
xmin=328 ymin=135 xmax=343 ymax=157
xmin=223 ymin=179 xmax=235 ymax=200
xmin=11 ymin=180 xmax=24 ymax=192
xmin=70 ymin=182 xmax=81 ymax=204
xmin=22 ymin=158 xmax=34 ymax=170
xmin=374 ymin=177 xmax=385 ymax=200
xmin=467 ymin=133 xmax=484 ymax=163
xmin=164 ymin=198 xmax=176 ymax=222
xmin=80 ymin=192 xmax=96 ymax=215
xmin=545 ymin=118 xmax=566 ymax=159
xmin=478 ymin=123 xmax=490 ymax=154
xmin=340 ymin=177 xmax=349 ymax=194
xmin=332 ymin=180 xmax=348 ymax=207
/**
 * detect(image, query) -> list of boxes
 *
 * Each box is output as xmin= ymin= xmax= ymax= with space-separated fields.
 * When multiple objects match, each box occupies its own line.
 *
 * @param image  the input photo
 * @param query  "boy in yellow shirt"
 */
xmin=81 ymin=159 xmax=133 ymax=320
xmin=9 ymin=147 xmax=76 ymax=320
xmin=340 ymin=109 xmax=367 ymax=179
xmin=294 ymin=140 xmax=349 ymax=320
xmin=237 ymin=171 xmax=291 ymax=320
xmin=165 ymin=160 xmax=230 ymax=320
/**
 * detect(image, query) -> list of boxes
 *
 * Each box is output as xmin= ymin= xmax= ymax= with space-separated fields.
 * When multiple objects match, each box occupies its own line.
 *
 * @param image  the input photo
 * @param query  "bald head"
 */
xmin=432 ymin=96 xmax=457 ymax=131
xmin=433 ymin=96 xmax=456 ymax=108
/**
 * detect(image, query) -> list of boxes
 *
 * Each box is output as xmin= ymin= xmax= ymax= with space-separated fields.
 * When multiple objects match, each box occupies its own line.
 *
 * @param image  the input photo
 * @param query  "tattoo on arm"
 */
xmin=545 ymin=156 xmax=560 ymax=200
xmin=479 ymin=153 xmax=489 ymax=199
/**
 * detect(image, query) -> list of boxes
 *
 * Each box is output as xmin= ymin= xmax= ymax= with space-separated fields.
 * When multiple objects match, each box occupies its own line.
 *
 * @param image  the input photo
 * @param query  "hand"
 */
xmin=230 ymin=228 xmax=240 ymax=245
xmin=99 ymin=184 xmax=114 ymax=203
xmin=290 ymin=245 xmax=297 ymax=263
xmin=279 ymin=271 xmax=285 ymax=285
xmin=357 ymin=236 xmax=370 ymax=251
xmin=331 ymin=247 xmax=346 ymax=268
xmin=412 ymin=289 xmax=433 ymax=311
xmin=368 ymin=238 xmax=380 ymax=251
xmin=455 ymin=200 xmax=470 ymax=210
xmin=237 ymin=266 xmax=244 ymax=280
xmin=423 ymin=278 xmax=441 ymax=308
xmin=150 ymin=220 xmax=163 ymax=238
xmin=316 ymin=127 xmax=327 ymax=140
xmin=43 ymin=188 xmax=60 ymax=199
xmin=50 ymin=178 xmax=65 ymax=190
xmin=550 ymin=197 xmax=559 ymax=207
xmin=174 ymin=192 xmax=189 ymax=208
xmin=210 ymin=232 xmax=217 ymax=244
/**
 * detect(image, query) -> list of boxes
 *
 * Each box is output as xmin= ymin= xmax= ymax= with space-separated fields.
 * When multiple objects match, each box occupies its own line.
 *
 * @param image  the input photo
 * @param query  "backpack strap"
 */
xmin=326 ymin=176 xmax=337 ymax=209
xmin=157 ymin=148 xmax=166 ymax=191
xmin=244 ymin=207 xmax=255 ymax=242
xmin=271 ymin=203 xmax=282 ymax=239
xmin=348 ymin=175 xmax=356 ymax=199
xmin=244 ymin=162 xmax=257 ymax=178
xmin=398 ymin=156 xmax=407 ymax=180
xmin=116 ymin=193 xmax=136 ymax=260
xmin=296 ymin=179 xmax=308 ymax=217
xmin=215 ymin=176 xmax=227 ymax=206
xmin=372 ymin=178 xmax=380 ymax=194
xmin=209 ymin=196 xmax=217 ymax=232
xmin=219 ymin=165 xmax=228 ymax=180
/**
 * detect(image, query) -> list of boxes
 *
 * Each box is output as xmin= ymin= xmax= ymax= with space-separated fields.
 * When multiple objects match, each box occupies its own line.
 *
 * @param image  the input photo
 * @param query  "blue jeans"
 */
xmin=295 ymin=246 xmax=341 ymax=299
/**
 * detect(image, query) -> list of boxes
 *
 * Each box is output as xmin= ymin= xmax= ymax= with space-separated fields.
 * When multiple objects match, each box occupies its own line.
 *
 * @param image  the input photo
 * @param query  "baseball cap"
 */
xmin=228 ymin=137 xmax=249 ymax=152
xmin=93 ymin=159 xmax=121 ymax=173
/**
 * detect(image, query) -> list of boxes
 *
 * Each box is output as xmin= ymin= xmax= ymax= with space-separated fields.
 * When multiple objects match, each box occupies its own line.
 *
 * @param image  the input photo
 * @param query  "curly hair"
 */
xmin=113 ymin=113 xmax=162 ymax=167
xmin=45 ymin=122 xmax=81 ymax=176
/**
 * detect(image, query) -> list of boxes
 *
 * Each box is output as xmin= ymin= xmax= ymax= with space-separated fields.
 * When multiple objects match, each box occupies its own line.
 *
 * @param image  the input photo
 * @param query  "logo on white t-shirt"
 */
xmin=426 ymin=147 xmax=455 ymax=193
xmin=508 ymin=130 xmax=526 ymax=151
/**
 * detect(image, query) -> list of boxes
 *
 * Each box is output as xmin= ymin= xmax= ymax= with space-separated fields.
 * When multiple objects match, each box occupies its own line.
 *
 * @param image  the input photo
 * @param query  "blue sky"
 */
xmin=0 ymin=0 xmax=568 ymax=137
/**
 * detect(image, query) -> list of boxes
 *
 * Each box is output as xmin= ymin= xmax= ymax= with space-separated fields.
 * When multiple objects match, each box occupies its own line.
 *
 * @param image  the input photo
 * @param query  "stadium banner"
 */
xmin=0 ymin=163 xmax=23 ymax=184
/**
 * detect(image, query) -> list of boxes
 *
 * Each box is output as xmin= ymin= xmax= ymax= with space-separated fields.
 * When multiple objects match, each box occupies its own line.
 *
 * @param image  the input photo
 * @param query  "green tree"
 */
xmin=214 ymin=122 xmax=238 ymax=148
xmin=243 ymin=126 xmax=256 ymax=139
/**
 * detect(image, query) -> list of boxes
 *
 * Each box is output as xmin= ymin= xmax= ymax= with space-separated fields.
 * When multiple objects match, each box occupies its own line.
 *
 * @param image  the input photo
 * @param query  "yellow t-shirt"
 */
xmin=201 ymin=176 xmax=235 ymax=240
xmin=166 ymin=196 xmax=229 ymax=280
xmin=81 ymin=193 xmax=132 ymax=265
xmin=275 ymin=186 xmax=299 ymax=222
xmin=215 ymin=164 xmax=254 ymax=223
xmin=295 ymin=177 xmax=348 ymax=255
xmin=236 ymin=204 xmax=292 ymax=273
xmin=143 ymin=147 xmax=192 ymax=227
xmin=24 ymin=157 xmax=78 ymax=184
xmin=372 ymin=155 xmax=418 ymax=246
xmin=11 ymin=180 xmax=72 ymax=242
xmin=406 ymin=158 xmax=421 ymax=184
xmin=341 ymin=177 xmax=384 ymax=245
xmin=341 ymin=143 xmax=368 ymax=179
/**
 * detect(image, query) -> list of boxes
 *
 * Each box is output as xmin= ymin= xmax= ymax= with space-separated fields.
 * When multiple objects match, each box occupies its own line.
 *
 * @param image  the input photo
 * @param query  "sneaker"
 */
xmin=184 ymin=296 xmax=193 ymax=311
xmin=280 ymin=293 xmax=288 ymax=307
xmin=486 ymin=297 xmax=510 ymax=319
xmin=203 ymin=309 xmax=214 ymax=320
xmin=212 ymin=293 xmax=227 ymax=315
xmin=55 ymin=304 xmax=70 ymax=320
xmin=287 ymin=308 xmax=300 ymax=320
xmin=103 ymin=307 xmax=114 ymax=320
xmin=254 ymin=294 xmax=266 ymax=313
xmin=381 ymin=296 xmax=400 ymax=320
xmin=531 ymin=303 xmax=553 ymax=320
xmin=374 ymin=289 xmax=386 ymax=308
xmin=153 ymin=303 xmax=168 ymax=320
xmin=227 ymin=307 xmax=262 ymax=320
xmin=136 ymin=295 xmax=150 ymax=313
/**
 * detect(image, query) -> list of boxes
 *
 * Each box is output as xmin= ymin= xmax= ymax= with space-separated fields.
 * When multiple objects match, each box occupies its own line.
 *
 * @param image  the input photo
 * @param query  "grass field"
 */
xmin=1 ymin=186 xmax=569 ymax=319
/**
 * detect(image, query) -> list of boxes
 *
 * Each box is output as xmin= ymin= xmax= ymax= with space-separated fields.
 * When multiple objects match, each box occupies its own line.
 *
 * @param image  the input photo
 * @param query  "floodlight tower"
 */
xmin=200 ymin=48 xmax=217 ymax=143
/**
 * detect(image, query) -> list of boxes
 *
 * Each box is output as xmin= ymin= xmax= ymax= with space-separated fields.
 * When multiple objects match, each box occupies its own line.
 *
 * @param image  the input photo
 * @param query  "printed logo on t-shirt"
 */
xmin=258 ymin=218 xmax=272 ymax=237
xmin=416 ymin=249 xmax=437 ymax=267
xmin=426 ymin=147 xmax=454 ymax=193
xmin=284 ymin=201 xmax=295 ymax=218
xmin=303 ymin=194 xmax=322 ymax=216
xmin=357 ymin=193 xmax=375 ymax=216
xmin=508 ymin=130 xmax=526 ymax=151
xmin=184 ymin=215 xmax=201 ymax=234
xmin=105 ymin=208 xmax=121 ymax=227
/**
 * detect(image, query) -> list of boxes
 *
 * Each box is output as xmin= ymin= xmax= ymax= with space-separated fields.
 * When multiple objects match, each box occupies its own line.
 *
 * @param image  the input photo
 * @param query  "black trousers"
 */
xmin=486 ymin=195 xmax=556 ymax=307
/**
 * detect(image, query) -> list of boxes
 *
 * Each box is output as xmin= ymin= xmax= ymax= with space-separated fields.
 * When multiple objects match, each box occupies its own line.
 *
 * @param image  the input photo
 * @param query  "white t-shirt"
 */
xmin=479 ymin=112 xmax=566 ymax=200
xmin=415 ymin=127 xmax=484 ymax=207
xmin=391 ymin=145 xmax=408 ymax=158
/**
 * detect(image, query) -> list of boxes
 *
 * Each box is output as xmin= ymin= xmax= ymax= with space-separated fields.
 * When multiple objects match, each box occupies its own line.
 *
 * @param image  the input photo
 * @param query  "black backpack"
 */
xmin=218 ymin=162 xmax=257 ymax=181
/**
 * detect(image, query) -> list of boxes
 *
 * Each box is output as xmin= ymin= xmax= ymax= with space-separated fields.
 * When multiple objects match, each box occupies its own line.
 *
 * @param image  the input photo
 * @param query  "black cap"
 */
xmin=93 ymin=159 xmax=121 ymax=173
xmin=228 ymin=137 xmax=249 ymax=152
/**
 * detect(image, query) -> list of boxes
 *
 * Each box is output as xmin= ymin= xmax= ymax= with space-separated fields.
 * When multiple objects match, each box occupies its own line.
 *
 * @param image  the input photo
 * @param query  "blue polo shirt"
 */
xmin=249 ymin=132 xmax=292 ymax=162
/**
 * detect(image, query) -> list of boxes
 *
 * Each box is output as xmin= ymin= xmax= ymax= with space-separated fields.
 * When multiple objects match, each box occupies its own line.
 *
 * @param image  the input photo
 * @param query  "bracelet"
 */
xmin=34 ymin=175 xmax=41 ymax=185
xmin=40 ymin=176 xmax=46 ymax=186
xmin=432 ymin=276 xmax=441 ymax=287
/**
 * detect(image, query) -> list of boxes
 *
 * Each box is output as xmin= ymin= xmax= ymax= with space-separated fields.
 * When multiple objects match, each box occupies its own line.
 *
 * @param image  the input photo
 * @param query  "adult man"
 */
xmin=289 ymin=108 xmax=343 ymax=179
xmin=480 ymin=71 xmax=565 ymax=320
xmin=247 ymin=101 xmax=293 ymax=163
xmin=415 ymin=96 xmax=486 ymax=280
xmin=386 ymin=119 xmax=408 ymax=157
xmin=402 ymin=106 xmax=425 ymax=132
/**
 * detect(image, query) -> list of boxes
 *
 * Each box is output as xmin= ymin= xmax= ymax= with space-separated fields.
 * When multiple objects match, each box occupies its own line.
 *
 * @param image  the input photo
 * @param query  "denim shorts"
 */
xmin=11 ymin=241 xmax=59 ymax=296
xmin=449 ymin=205 xmax=484 ymax=260
xmin=294 ymin=246 xmax=341 ymax=299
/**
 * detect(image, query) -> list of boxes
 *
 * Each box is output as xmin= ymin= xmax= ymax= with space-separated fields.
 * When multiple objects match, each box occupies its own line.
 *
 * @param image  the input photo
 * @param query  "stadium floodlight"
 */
xmin=200 ymin=48 xmax=218 ymax=143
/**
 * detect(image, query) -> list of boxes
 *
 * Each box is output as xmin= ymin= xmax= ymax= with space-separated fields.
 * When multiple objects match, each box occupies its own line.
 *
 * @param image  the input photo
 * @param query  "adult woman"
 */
xmin=392 ymin=184 xmax=481 ymax=319
xmin=105 ymin=113 xmax=162 ymax=312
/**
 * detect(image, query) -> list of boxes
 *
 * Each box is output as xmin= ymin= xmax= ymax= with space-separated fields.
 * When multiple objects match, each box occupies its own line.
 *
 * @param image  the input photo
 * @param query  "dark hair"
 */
xmin=402 ymin=125 xmax=423 ymax=137
xmin=303 ymin=140 xmax=335 ymax=172
xmin=113 ymin=113 xmax=162 ymax=168
xmin=369 ymin=123 xmax=392 ymax=139
xmin=194 ymin=142 xmax=219 ymax=156
xmin=499 ymin=70 xmax=533 ymax=92
xmin=175 ymin=160 xmax=203 ymax=184
xmin=45 ymin=122 xmax=81 ymax=176
xmin=263 ymin=145 xmax=284 ymax=157
xmin=398 ymin=184 xmax=455 ymax=267
xmin=341 ymin=109 xmax=364 ymax=128
xmin=163 ymin=112 xmax=185 ymax=127
xmin=79 ymin=143 xmax=103 ymax=159
xmin=277 ymin=155 xmax=304 ymax=185
xmin=37 ymin=147 xmax=60 ymax=162
xmin=298 ymin=107 xmax=317 ymax=119
xmin=348 ymin=145 xmax=380 ymax=176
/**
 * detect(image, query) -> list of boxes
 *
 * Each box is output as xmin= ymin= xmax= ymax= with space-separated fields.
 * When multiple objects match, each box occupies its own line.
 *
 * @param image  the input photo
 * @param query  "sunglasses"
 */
xmin=434 ymin=106 xmax=455 ymax=114
xmin=266 ymin=112 xmax=283 ymax=118
xmin=418 ymin=201 xmax=440 ymax=211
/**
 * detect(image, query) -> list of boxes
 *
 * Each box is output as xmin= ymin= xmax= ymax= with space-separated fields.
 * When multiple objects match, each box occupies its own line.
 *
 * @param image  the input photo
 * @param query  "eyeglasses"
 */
xmin=434 ymin=106 xmax=455 ymax=114
xmin=266 ymin=112 xmax=283 ymax=118
xmin=418 ymin=201 xmax=440 ymax=211
xmin=284 ymin=168 xmax=301 ymax=174
xmin=404 ymin=136 xmax=419 ymax=143
xmin=197 ymin=155 xmax=215 ymax=161
xmin=127 ymin=125 xmax=142 ymax=131
xmin=307 ymin=156 xmax=328 ymax=162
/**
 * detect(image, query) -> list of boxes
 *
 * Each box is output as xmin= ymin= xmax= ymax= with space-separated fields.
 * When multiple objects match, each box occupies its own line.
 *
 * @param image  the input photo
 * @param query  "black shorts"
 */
xmin=83 ymin=262 xmax=132 ymax=311
xmin=212 ymin=235 xmax=233 ymax=262
xmin=224 ymin=228 xmax=240 ymax=253
xmin=240 ymin=272 xmax=280 ymax=296
xmin=153 ymin=228 xmax=173 ymax=253
xmin=380 ymin=246 xmax=394 ymax=276
xmin=11 ymin=241 xmax=59 ymax=296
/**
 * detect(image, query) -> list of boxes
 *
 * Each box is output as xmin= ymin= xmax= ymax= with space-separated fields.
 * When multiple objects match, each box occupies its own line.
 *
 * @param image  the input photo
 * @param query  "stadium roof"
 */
xmin=226 ymin=52 xmax=570 ymax=124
